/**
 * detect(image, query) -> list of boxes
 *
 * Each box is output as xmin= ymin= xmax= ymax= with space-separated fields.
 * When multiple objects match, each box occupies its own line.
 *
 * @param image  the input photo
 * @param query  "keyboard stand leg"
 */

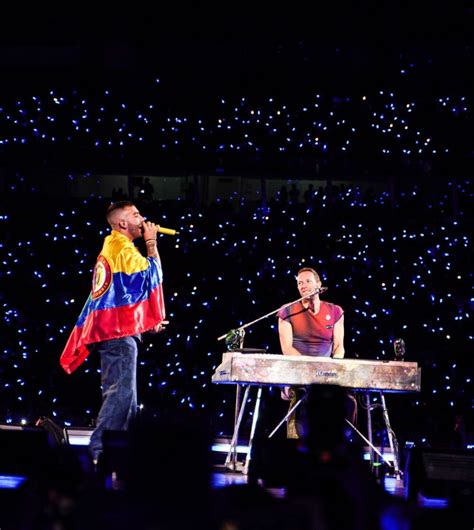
xmin=366 ymin=392 xmax=374 ymax=467
xmin=380 ymin=392 xmax=402 ymax=479
xmin=345 ymin=419 xmax=393 ymax=468
xmin=225 ymin=384 xmax=251 ymax=471
xmin=231 ymin=384 xmax=242 ymax=467
xmin=233 ymin=384 xmax=242 ymax=435
xmin=243 ymin=386 xmax=263 ymax=475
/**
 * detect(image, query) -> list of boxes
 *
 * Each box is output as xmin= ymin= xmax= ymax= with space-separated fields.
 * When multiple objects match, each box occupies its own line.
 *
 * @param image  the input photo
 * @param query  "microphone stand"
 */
xmin=216 ymin=288 xmax=325 ymax=474
xmin=217 ymin=288 xmax=325 ymax=350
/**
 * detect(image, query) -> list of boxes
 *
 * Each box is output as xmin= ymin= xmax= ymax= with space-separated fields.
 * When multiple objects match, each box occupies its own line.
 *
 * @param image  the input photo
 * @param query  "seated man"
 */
xmin=277 ymin=267 xmax=356 ymax=438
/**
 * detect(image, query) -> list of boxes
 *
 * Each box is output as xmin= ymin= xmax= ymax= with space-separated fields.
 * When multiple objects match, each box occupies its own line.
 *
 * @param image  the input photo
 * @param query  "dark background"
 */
xmin=0 ymin=4 xmax=472 ymax=451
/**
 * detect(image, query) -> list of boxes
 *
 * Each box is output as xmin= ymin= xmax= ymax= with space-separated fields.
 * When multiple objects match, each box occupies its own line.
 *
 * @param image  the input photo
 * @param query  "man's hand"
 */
xmin=149 ymin=320 xmax=169 ymax=334
xmin=142 ymin=221 xmax=159 ymax=241
xmin=281 ymin=386 xmax=292 ymax=401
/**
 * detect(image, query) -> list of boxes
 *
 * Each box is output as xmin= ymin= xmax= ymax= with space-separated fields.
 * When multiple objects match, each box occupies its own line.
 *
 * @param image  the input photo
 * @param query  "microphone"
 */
xmin=307 ymin=286 xmax=328 ymax=296
xmin=393 ymin=338 xmax=405 ymax=361
xmin=155 ymin=226 xmax=180 ymax=236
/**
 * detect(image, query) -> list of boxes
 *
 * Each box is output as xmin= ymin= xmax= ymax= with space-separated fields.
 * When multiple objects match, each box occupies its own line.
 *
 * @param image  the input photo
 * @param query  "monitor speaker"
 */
xmin=0 ymin=426 xmax=53 ymax=479
xmin=406 ymin=447 xmax=474 ymax=502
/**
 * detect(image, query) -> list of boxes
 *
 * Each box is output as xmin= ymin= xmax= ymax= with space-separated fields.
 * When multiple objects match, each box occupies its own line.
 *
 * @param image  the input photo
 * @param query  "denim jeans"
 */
xmin=89 ymin=335 xmax=139 ymax=460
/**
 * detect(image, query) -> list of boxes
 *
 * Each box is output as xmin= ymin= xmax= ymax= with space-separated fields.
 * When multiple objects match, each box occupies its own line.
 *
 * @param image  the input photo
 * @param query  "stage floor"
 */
xmin=2 ymin=423 xmax=471 ymax=529
xmin=211 ymin=466 xmax=448 ymax=509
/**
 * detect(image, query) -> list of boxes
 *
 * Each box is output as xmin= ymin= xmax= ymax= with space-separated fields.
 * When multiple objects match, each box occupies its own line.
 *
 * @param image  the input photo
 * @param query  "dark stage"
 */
xmin=0 ymin=5 xmax=473 ymax=529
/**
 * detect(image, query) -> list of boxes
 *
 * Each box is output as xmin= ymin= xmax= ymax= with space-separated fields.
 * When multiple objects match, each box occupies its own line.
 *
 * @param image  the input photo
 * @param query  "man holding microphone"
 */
xmin=60 ymin=200 xmax=169 ymax=464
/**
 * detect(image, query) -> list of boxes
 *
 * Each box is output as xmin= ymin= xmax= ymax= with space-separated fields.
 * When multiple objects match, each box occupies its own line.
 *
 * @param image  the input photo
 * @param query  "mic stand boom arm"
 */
xmin=217 ymin=288 xmax=325 ymax=342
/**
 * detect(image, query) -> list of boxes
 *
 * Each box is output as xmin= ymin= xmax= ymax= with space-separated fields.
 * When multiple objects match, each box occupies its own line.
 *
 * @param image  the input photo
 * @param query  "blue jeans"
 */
xmin=89 ymin=335 xmax=139 ymax=460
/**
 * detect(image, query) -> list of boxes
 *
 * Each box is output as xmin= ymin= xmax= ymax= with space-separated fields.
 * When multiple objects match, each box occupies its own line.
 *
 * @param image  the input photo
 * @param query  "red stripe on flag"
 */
xmin=60 ymin=284 xmax=165 ymax=374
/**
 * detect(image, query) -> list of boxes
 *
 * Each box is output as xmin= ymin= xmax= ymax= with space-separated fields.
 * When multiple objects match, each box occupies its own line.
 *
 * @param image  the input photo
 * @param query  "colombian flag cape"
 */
xmin=60 ymin=231 xmax=166 ymax=374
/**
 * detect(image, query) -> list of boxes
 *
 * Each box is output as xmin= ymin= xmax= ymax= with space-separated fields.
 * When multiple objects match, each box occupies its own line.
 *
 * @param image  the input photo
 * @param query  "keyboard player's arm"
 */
xmin=278 ymin=317 xmax=300 ymax=400
xmin=278 ymin=317 xmax=302 ymax=356
xmin=332 ymin=314 xmax=345 ymax=359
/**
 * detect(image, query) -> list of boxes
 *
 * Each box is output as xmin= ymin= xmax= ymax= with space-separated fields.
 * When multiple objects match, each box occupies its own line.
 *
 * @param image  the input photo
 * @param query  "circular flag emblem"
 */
xmin=92 ymin=255 xmax=112 ymax=299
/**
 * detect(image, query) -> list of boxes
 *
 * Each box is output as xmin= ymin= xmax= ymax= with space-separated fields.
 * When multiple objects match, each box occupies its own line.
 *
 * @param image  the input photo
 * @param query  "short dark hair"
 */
xmin=106 ymin=200 xmax=135 ymax=224
xmin=297 ymin=267 xmax=321 ymax=283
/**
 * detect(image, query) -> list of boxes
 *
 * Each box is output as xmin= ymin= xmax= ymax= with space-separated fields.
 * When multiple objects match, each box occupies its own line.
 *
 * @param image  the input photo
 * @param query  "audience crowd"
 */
xmin=0 ymin=176 xmax=471 ymax=449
